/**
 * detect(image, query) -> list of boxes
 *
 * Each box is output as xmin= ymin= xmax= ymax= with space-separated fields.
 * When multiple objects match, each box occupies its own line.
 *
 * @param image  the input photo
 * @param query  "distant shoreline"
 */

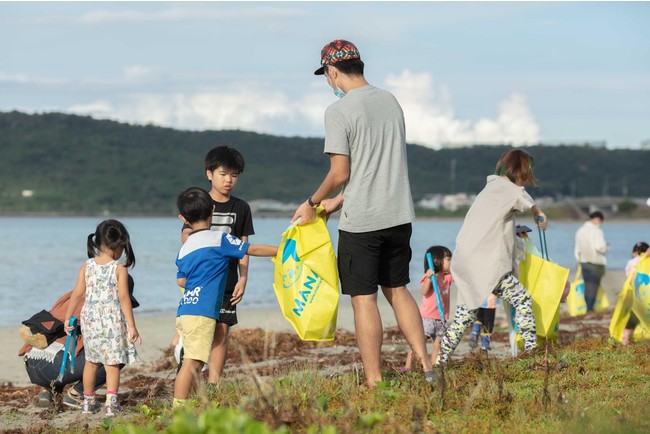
xmin=1 ymin=212 xmax=649 ymax=221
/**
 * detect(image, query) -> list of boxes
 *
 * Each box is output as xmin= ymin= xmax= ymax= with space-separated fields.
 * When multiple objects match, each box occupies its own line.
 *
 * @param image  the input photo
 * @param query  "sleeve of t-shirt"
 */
xmin=241 ymin=201 xmax=255 ymax=237
xmin=513 ymin=187 xmax=536 ymax=213
xmin=323 ymin=105 xmax=350 ymax=156
xmin=176 ymin=257 xmax=187 ymax=280
xmin=221 ymin=233 xmax=250 ymax=260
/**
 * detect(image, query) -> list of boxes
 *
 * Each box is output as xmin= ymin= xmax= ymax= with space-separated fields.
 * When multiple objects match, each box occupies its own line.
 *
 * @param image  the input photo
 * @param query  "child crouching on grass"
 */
xmin=173 ymin=187 xmax=278 ymax=408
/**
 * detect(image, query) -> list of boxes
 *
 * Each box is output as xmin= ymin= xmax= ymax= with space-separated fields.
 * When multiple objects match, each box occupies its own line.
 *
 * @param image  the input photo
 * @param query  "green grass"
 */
xmin=40 ymin=339 xmax=650 ymax=434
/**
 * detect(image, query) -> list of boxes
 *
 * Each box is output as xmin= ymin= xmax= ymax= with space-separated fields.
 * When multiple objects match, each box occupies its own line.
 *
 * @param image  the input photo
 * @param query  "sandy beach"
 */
xmin=0 ymin=287 xmax=403 ymax=387
xmin=0 ymin=268 xmax=627 ymax=387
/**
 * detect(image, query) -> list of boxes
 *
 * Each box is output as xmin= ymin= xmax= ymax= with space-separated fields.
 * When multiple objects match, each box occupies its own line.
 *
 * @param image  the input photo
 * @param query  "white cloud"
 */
xmin=80 ymin=6 xmax=306 ymax=24
xmin=0 ymin=4 xmax=308 ymax=26
xmin=123 ymin=65 xmax=154 ymax=81
xmin=384 ymin=70 xmax=541 ymax=148
xmin=13 ymin=68 xmax=541 ymax=148
xmin=65 ymin=89 xmax=328 ymax=136
xmin=0 ymin=73 xmax=67 ymax=85
xmin=68 ymin=100 xmax=115 ymax=115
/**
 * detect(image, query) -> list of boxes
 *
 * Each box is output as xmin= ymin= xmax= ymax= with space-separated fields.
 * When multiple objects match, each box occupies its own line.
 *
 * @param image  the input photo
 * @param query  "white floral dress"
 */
xmin=80 ymin=259 xmax=139 ymax=366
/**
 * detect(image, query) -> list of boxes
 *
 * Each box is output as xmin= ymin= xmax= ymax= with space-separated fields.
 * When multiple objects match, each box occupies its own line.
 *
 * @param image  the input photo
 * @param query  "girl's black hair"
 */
xmin=87 ymin=219 xmax=136 ymax=268
xmin=423 ymin=245 xmax=452 ymax=273
xmin=632 ymin=241 xmax=649 ymax=255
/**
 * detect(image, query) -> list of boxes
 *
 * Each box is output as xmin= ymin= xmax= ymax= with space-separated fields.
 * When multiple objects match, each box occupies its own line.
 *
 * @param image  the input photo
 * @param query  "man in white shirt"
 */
xmin=574 ymin=211 xmax=609 ymax=312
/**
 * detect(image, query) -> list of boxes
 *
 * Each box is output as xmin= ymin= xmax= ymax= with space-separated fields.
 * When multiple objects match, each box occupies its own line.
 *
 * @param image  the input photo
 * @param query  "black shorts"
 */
xmin=337 ymin=223 xmax=412 ymax=296
xmin=217 ymin=289 xmax=238 ymax=326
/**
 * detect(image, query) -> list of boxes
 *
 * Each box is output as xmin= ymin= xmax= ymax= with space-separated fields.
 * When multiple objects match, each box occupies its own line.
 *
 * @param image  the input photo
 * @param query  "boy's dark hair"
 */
xmin=589 ymin=210 xmax=604 ymax=221
xmin=632 ymin=241 xmax=649 ymax=255
xmin=87 ymin=219 xmax=136 ymax=268
xmin=177 ymin=187 xmax=213 ymax=224
xmin=423 ymin=245 xmax=452 ymax=273
xmin=494 ymin=149 xmax=538 ymax=187
xmin=204 ymin=145 xmax=245 ymax=173
xmin=329 ymin=58 xmax=365 ymax=76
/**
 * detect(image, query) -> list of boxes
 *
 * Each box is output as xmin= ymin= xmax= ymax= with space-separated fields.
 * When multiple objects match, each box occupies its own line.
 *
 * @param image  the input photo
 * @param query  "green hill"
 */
xmin=0 ymin=110 xmax=647 ymax=215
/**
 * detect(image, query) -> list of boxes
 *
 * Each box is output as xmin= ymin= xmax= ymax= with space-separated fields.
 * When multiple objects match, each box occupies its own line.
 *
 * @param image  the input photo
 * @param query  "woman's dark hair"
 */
xmin=204 ymin=145 xmax=245 ymax=174
xmin=177 ymin=187 xmax=213 ymax=224
xmin=423 ymin=245 xmax=452 ymax=273
xmin=494 ymin=149 xmax=538 ymax=187
xmin=632 ymin=241 xmax=649 ymax=255
xmin=87 ymin=219 xmax=136 ymax=268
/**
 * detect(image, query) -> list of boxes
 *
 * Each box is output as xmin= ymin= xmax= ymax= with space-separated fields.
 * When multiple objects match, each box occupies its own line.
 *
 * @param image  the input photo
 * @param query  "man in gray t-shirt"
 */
xmin=291 ymin=39 xmax=433 ymax=386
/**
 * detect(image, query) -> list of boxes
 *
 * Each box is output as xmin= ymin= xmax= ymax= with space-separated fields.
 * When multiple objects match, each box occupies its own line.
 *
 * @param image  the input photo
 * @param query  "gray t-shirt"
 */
xmin=323 ymin=85 xmax=415 ymax=233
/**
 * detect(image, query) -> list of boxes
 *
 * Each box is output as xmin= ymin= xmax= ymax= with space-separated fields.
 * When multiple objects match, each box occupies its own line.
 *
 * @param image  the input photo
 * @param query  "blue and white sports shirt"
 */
xmin=175 ymin=229 xmax=249 ymax=319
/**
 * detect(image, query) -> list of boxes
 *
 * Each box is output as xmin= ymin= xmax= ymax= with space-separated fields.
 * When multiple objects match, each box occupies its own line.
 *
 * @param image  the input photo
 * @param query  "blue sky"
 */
xmin=1 ymin=1 xmax=649 ymax=149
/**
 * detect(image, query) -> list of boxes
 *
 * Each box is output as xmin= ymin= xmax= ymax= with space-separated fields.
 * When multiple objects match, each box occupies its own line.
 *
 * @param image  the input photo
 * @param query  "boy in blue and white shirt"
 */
xmin=173 ymin=187 xmax=277 ymax=407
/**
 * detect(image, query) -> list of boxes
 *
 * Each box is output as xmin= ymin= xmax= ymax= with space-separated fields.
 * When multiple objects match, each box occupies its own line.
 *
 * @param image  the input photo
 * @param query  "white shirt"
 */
xmin=574 ymin=221 xmax=608 ymax=265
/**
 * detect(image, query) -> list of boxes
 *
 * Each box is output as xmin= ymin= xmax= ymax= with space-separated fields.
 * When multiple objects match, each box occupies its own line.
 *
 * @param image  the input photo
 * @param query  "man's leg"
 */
xmin=582 ymin=264 xmax=598 ymax=312
xmin=382 ymin=286 xmax=431 ymax=373
xmin=350 ymin=293 xmax=383 ymax=387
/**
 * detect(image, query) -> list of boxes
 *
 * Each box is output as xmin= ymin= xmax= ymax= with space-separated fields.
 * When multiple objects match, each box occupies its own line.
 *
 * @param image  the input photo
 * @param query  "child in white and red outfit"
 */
xmin=403 ymin=246 xmax=453 ymax=371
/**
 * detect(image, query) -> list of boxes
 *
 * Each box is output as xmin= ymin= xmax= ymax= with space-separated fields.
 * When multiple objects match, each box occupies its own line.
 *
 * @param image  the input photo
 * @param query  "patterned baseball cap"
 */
xmin=314 ymin=39 xmax=361 ymax=75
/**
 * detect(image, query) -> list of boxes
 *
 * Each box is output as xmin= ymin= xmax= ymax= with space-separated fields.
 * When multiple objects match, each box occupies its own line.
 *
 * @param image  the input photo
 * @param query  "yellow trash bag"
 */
xmin=272 ymin=209 xmax=339 ymax=341
xmin=631 ymin=255 xmax=650 ymax=335
xmin=566 ymin=264 xmax=610 ymax=317
xmin=608 ymin=271 xmax=650 ymax=343
xmin=514 ymin=253 xmax=569 ymax=347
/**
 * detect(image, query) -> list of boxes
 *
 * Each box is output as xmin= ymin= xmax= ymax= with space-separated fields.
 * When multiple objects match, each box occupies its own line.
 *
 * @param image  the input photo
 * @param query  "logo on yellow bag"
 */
xmin=281 ymin=238 xmax=325 ymax=317
xmin=636 ymin=272 xmax=650 ymax=316
xmin=281 ymin=239 xmax=303 ymax=289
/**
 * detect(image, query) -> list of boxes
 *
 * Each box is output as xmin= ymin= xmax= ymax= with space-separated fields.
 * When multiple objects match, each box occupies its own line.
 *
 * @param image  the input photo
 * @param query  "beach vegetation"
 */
xmin=36 ymin=337 xmax=650 ymax=434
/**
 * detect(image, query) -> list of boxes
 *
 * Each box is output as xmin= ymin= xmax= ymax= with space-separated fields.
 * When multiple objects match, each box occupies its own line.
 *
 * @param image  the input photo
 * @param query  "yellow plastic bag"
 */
xmin=272 ymin=210 xmax=339 ymax=341
xmin=515 ymin=253 xmax=569 ymax=346
xmin=595 ymin=283 xmax=610 ymax=312
xmin=608 ymin=272 xmax=648 ymax=342
xmin=566 ymin=265 xmax=610 ymax=317
xmin=631 ymin=255 xmax=650 ymax=334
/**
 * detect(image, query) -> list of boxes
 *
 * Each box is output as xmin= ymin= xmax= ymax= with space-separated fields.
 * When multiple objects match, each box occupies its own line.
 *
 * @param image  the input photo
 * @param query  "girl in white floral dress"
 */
xmin=65 ymin=219 xmax=141 ymax=416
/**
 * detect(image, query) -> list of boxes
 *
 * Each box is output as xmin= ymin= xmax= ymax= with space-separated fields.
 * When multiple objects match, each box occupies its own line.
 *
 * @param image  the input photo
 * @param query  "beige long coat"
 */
xmin=451 ymin=175 xmax=535 ymax=309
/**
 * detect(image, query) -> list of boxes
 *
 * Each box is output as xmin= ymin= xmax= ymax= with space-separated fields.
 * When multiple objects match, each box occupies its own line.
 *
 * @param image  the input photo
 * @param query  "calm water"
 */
xmin=0 ymin=216 xmax=646 ymax=327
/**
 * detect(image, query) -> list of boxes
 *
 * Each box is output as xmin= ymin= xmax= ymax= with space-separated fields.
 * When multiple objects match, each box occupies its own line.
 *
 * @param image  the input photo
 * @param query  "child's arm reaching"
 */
xmin=116 ymin=265 xmax=142 ymax=345
xmin=64 ymin=264 xmax=87 ymax=334
xmin=247 ymin=244 xmax=278 ymax=257
xmin=231 ymin=236 xmax=250 ymax=305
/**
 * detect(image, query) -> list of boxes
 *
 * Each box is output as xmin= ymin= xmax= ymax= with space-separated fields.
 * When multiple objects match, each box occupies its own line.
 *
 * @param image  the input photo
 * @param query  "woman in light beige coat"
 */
xmin=437 ymin=149 xmax=547 ymax=365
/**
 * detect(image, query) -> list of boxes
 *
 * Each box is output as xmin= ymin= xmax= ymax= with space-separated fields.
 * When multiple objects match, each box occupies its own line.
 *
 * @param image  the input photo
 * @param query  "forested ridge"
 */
xmin=0 ymin=111 xmax=647 ymax=215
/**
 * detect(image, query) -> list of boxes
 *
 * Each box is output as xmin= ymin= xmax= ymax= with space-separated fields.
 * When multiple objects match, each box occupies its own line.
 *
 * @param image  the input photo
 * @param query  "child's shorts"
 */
xmin=176 ymin=315 xmax=216 ymax=364
xmin=422 ymin=317 xmax=446 ymax=340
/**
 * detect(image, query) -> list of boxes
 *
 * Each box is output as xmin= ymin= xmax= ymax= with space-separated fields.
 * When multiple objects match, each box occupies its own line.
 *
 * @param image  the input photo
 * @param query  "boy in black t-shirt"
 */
xmin=180 ymin=146 xmax=255 ymax=384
